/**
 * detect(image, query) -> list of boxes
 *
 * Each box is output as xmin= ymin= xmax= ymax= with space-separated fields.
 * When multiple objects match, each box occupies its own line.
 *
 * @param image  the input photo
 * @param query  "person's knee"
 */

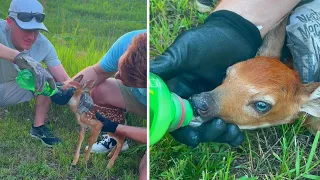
xmin=91 ymin=78 xmax=124 ymax=106
xmin=91 ymin=81 xmax=112 ymax=104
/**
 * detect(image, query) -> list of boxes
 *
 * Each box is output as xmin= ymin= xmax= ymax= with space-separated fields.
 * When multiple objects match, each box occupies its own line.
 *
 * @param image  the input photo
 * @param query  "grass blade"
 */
xmin=295 ymin=146 xmax=300 ymax=177
xmin=302 ymin=174 xmax=320 ymax=180
xmin=305 ymin=131 xmax=320 ymax=172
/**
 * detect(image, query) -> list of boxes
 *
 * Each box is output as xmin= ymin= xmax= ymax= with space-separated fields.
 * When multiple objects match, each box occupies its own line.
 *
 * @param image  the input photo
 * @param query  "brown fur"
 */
xmin=215 ymin=58 xmax=303 ymax=128
xmin=67 ymin=75 xmax=125 ymax=169
xmin=193 ymin=14 xmax=320 ymax=133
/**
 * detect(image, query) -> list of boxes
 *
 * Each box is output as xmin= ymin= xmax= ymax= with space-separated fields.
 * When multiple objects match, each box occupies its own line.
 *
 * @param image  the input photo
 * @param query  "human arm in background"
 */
xmin=0 ymin=43 xmax=55 ymax=92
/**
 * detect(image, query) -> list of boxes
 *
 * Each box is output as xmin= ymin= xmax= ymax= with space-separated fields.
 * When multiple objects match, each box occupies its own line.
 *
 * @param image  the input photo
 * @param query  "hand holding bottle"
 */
xmin=14 ymin=52 xmax=55 ymax=92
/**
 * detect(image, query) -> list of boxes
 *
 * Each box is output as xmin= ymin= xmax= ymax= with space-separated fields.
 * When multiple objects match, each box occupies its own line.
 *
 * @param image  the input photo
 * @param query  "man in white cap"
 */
xmin=0 ymin=0 xmax=71 ymax=147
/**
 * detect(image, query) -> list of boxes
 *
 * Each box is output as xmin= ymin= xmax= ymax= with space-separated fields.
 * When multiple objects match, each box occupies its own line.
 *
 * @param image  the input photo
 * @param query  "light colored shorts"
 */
xmin=117 ymin=80 xmax=147 ymax=118
xmin=0 ymin=80 xmax=34 ymax=107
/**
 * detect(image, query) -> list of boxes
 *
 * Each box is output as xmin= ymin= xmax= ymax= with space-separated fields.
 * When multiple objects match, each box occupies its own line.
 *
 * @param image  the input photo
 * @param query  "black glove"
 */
xmin=50 ymin=82 xmax=75 ymax=105
xmin=95 ymin=112 xmax=119 ymax=133
xmin=14 ymin=52 xmax=55 ymax=92
xmin=170 ymin=119 xmax=244 ymax=148
xmin=151 ymin=11 xmax=258 ymax=147
xmin=150 ymin=11 xmax=261 ymax=98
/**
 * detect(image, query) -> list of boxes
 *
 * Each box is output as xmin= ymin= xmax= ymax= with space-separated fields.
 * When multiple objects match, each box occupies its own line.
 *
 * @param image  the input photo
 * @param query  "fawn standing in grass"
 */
xmin=66 ymin=74 xmax=126 ymax=169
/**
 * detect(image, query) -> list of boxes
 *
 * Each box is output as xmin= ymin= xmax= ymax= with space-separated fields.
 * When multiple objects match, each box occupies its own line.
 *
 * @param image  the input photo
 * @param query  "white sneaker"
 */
xmin=85 ymin=134 xmax=129 ymax=154
xmin=195 ymin=0 xmax=215 ymax=13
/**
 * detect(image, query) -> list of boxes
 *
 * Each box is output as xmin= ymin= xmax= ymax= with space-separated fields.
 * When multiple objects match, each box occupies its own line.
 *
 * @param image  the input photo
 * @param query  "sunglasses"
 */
xmin=9 ymin=12 xmax=45 ymax=23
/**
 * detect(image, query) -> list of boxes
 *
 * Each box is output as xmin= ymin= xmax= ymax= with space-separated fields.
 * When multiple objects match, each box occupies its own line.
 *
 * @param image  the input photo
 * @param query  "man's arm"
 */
xmin=95 ymin=112 xmax=146 ymax=144
xmin=47 ymin=64 xmax=70 ymax=82
xmin=115 ymin=125 xmax=147 ymax=144
xmin=69 ymin=63 xmax=114 ymax=85
xmin=50 ymin=63 xmax=114 ymax=105
xmin=0 ymin=43 xmax=19 ymax=62
xmin=0 ymin=43 xmax=55 ymax=91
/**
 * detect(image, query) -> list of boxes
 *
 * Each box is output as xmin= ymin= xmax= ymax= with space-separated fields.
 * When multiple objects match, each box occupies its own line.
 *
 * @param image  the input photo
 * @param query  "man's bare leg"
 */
xmin=33 ymin=95 xmax=50 ymax=127
xmin=30 ymin=95 xmax=61 ymax=147
xmin=91 ymin=78 xmax=126 ymax=109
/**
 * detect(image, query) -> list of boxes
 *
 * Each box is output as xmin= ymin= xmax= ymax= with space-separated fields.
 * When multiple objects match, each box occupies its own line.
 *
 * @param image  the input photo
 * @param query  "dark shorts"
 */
xmin=117 ymin=80 xmax=147 ymax=118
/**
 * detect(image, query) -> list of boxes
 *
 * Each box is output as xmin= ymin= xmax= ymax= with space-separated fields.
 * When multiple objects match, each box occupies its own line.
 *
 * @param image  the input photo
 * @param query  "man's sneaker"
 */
xmin=30 ymin=125 xmax=61 ymax=147
xmin=85 ymin=134 xmax=129 ymax=154
xmin=196 ymin=0 xmax=216 ymax=13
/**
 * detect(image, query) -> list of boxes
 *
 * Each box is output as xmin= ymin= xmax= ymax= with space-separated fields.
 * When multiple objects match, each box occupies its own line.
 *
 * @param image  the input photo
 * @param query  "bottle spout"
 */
xmin=149 ymin=73 xmax=195 ymax=145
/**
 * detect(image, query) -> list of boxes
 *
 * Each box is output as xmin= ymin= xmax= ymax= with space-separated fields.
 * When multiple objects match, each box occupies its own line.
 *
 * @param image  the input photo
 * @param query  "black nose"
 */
xmin=189 ymin=92 xmax=212 ymax=115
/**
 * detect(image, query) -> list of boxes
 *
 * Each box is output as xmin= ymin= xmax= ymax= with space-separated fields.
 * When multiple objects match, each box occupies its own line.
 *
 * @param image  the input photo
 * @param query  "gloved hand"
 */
xmin=14 ymin=52 xmax=55 ymax=92
xmin=50 ymin=82 xmax=76 ymax=105
xmin=95 ymin=112 xmax=119 ymax=133
xmin=150 ymin=11 xmax=261 ymax=98
xmin=170 ymin=118 xmax=244 ymax=148
xmin=151 ymin=11 xmax=258 ymax=147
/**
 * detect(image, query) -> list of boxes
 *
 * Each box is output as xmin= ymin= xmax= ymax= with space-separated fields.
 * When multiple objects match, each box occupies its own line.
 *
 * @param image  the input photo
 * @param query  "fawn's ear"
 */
xmin=73 ymin=74 xmax=84 ymax=83
xmin=300 ymin=83 xmax=320 ymax=117
xmin=83 ymin=80 xmax=95 ymax=91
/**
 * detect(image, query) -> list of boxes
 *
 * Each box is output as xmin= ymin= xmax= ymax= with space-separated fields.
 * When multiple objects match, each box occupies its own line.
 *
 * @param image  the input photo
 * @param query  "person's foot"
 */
xmin=30 ymin=125 xmax=61 ymax=147
xmin=195 ymin=0 xmax=216 ymax=13
xmin=85 ymin=134 xmax=129 ymax=154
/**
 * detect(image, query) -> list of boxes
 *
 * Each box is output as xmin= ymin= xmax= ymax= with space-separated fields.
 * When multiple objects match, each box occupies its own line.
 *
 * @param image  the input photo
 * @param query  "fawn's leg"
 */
xmin=107 ymin=133 xmax=125 ymax=169
xmin=85 ymin=123 xmax=102 ymax=162
xmin=108 ymin=143 xmax=117 ymax=158
xmin=72 ymin=126 xmax=86 ymax=165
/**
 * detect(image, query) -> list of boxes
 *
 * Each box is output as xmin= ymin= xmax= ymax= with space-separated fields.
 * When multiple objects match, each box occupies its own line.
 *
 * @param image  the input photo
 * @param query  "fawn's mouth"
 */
xmin=187 ymin=94 xmax=220 ymax=127
xmin=188 ymin=92 xmax=218 ymax=121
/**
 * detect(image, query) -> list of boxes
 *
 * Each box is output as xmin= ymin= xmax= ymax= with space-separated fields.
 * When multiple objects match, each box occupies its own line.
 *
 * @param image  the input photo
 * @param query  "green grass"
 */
xmin=0 ymin=0 xmax=146 ymax=179
xmin=150 ymin=0 xmax=320 ymax=179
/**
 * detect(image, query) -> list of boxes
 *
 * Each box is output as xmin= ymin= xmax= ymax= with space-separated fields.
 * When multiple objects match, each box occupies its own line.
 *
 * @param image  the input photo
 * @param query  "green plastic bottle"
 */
xmin=16 ymin=69 xmax=57 ymax=97
xmin=149 ymin=73 xmax=194 ymax=145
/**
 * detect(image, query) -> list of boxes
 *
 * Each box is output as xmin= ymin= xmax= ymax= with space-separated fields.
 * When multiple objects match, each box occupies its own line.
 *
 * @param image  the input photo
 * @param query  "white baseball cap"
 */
xmin=8 ymin=0 xmax=48 ymax=31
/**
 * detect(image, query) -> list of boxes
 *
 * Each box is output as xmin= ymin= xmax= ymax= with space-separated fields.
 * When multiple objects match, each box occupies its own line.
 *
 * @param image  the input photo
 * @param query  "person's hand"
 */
xmin=14 ymin=52 xmax=55 ymax=92
xmin=95 ymin=112 xmax=119 ymax=133
xmin=170 ymin=118 xmax=244 ymax=148
xmin=150 ymin=11 xmax=261 ymax=98
xmin=50 ymin=82 xmax=76 ymax=105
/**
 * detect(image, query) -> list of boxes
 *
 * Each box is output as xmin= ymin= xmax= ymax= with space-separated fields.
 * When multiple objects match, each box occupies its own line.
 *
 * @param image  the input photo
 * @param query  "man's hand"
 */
xmin=14 ymin=52 xmax=55 ymax=92
xmin=50 ymin=82 xmax=75 ymax=105
xmin=170 ymin=119 xmax=244 ymax=148
xmin=95 ymin=112 xmax=119 ymax=133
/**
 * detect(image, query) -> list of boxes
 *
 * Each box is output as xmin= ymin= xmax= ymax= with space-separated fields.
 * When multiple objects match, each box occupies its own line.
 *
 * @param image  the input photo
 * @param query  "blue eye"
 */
xmin=254 ymin=101 xmax=271 ymax=113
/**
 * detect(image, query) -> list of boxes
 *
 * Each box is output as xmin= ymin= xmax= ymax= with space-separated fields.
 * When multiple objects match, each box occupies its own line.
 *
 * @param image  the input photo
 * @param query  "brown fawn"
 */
xmin=66 ymin=74 xmax=126 ymax=169
xmin=190 ymin=15 xmax=320 ymax=134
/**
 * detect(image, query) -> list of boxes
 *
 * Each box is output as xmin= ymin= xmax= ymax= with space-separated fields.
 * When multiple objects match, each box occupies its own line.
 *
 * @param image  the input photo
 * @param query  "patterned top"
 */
xmin=84 ymin=104 xmax=125 ymax=125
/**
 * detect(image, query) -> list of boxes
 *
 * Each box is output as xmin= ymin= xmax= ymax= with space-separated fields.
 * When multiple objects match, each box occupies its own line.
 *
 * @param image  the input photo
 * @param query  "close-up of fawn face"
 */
xmin=190 ymin=57 xmax=320 ymax=129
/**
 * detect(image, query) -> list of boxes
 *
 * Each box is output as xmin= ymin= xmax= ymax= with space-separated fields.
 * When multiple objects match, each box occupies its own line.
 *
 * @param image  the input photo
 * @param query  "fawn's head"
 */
xmin=66 ymin=74 xmax=96 ymax=105
xmin=190 ymin=57 xmax=320 ymax=129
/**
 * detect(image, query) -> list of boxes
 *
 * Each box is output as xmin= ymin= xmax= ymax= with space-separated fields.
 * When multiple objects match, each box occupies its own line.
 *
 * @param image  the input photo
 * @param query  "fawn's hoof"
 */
xmin=107 ymin=162 xmax=114 ymax=169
